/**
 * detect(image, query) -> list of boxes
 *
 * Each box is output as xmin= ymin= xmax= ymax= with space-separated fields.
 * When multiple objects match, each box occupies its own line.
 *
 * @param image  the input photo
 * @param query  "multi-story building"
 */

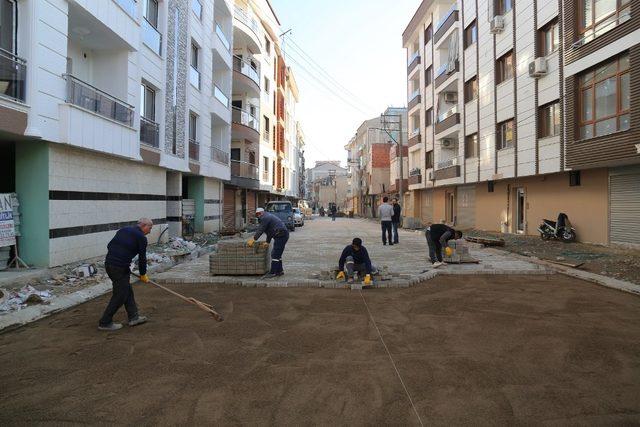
xmin=402 ymin=0 xmax=639 ymax=245
xmin=305 ymin=161 xmax=347 ymax=209
xmin=0 ymin=0 xmax=234 ymax=267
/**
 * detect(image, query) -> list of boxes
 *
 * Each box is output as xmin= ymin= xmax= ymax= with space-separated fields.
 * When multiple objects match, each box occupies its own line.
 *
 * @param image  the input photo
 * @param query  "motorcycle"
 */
xmin=538 ymin=213 xmax=576 ymax=242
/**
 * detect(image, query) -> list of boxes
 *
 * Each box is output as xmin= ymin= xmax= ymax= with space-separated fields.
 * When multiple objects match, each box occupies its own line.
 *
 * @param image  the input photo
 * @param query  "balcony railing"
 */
xmin=214 ymin=85 xmax=229 ymax=107
xmin=211 ymin=146 xmax=229 ymax=165
xmin=216 ymin=23 xmax=231 ymax=51
xmin=409 ymin=167 xmax=422 ymax=176
xmin=437 ymin=157 xmax=458 ymax=170
xmin=0 ymin=48 xmax=27 ymax=103
xmin=234 ymin=5 xmax=263 ymax=43
xmin=189 ymin=66 xmax=200 ymax=89
xmin=263 ymin=128 xmax=270 ymax=142
xmin=407 ymin=51 xmax=420 ymax=66
xmin=114 ymin=0 xmax=137 ymax=19
xmin=64 ymin=74 xmax=134 ymax=126
xmin=233 ymin=55 xmax=260 ymax=87
xmin=140 ymin=116 xmax=160 ymax=148
xmin=435 ymin=4 xmax=458 ymax=33
xmin=142 ymin=18 xmax=162 ymax=55
xmin=189 ymin=139 xmax=200 ymax=161
xmin=409 ymin=89 xmax=420 ymax=101
xmin=231 ymin=160 xmax=259 ymax=180
xmin=232 ymin=106 xmax=260 ymax=132
xmin=262 ymin=171 xmax=269 ymax=181
xmin=435 ymin=63 xmax=448 ymax=79
xmin=438 ymin=105 xmax=458 ymax=123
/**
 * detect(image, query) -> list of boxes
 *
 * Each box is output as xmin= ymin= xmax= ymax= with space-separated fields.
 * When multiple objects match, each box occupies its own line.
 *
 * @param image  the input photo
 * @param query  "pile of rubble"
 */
xmin=0 ymin=285 xmax=53 ymax=312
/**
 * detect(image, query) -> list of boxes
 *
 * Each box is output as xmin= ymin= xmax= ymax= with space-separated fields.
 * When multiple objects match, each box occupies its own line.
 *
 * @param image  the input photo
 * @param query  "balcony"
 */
xmin=234 ymin=5 xmax=263 ymax=53
xmin=189 ymin=139 xmax=200 ymax=161
xmin=434 ymin=161 xmax=461 ymax=180
xmin=435 ymin=108 xmax=460 ymax=135
xmin=140 ymin=117 xmax=160 ymax=148
xmin=212 ymin=146 xmax=229 ymax=165
xmin=434 ymin=60 xmax=459 ymax=88
xmin=232 ymin=106 xmax=259 ymax=133
xmin=191 ymin=0 xmax=202 ymax=19
xmin=262 ymin=170 xmax=269 ymax=181
xmin=214 ymin=85 xmax=229 ymax=107
xmin=114 ymin=0 xmax=137 ymax=19
xmin=0 ymin=49 xmax=27 ymax=103
xmin=433 ymin=6 xmax=459 ymax=44
xmin=142 ymin=18 xmax=162 ymax=55
xmin=407 ymin=53 xmax=421 ymax=74
xmin=409 ymin=168 xmax=422 ymax=185
xmin=437 ymin=157 xmax=458 ymax=170
xmin=233 ymin=55 xmax=260 ymax=93
xmin=408 ymin=92 xmax=421 ymax=111
xmin=230 ymin=160 xmax=260 ymax=189
xmin=215 ymin=23 xmax=231 ymax=51
xmin=408 ymin=132 xmax=421 ymax=148
xmin=189 ymin=66 xmax=201 ymax=89
xmin=64 ymin=74 xmax=133 ymax=126
xmin=263 ymin=128 xmax=270 ymax=143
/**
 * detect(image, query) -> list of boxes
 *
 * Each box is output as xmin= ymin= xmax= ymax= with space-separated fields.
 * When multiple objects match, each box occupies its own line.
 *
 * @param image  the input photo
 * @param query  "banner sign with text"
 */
xmin=0 ymin=193 xmax=16 ymax=248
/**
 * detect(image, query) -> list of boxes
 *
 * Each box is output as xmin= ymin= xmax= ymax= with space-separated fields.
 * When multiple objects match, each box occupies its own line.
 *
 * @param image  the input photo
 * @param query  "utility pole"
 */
xmin=379 ymin=113 xmax=404 ymax=205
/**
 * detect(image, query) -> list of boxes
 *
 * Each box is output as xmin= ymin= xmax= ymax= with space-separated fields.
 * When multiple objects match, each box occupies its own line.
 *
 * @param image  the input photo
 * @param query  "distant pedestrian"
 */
xmin=99 ymin=218 xmax=152 ymax=331
xmin=330 ymin=204 xmax=337 ymax=221
xmin=391 ymin=198 xmax=402 ymax=244
xmin=378 ymin=196 xmax=394 ymax=246
xmin=425 ymin=223 xmax=462 ymax=267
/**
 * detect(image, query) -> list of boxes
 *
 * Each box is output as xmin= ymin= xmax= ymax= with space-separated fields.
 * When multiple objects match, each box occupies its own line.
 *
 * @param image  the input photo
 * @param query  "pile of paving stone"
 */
xmin=210 ymin=241 xmax=270 ymax=276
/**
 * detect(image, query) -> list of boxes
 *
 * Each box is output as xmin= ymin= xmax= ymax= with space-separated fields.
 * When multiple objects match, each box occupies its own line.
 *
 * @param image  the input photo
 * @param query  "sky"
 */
xmin=269 ymin=0 xmax=420 ymax=168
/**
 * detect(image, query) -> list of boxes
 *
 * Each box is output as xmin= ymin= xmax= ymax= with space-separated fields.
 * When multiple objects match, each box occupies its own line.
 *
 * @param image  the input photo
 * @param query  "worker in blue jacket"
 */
xmin=248 ymin=208 xmax=289 ymax=278
xmin=336 ymin=238 xmax=373 ymax=285
xmin=98 ymin=218 xmax=152 ymax=331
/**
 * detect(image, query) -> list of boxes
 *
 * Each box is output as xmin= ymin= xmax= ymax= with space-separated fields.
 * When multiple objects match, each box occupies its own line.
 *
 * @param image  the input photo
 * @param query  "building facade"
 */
xmin=305 ymin=161 xmax=347 ymax=210
xmin=402 ymin=0 xmax=640 ymax=245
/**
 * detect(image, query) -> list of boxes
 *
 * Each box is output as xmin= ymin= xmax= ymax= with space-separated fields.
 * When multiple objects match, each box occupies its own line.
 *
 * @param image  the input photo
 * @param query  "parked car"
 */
xmin=292 ymin=208 xmax=305 ymax=227
xmin=298 ymin=200 xmax=313 ymax=217
xmin=265 ymin=201 xmax=296 ymax=231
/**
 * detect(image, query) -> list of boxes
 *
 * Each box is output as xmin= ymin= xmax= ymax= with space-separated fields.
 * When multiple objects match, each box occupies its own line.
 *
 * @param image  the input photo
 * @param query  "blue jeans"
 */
xmin=392 ymin=221 xmax=399 ymax=243
xmin=381 ymin=221 xmax=393 ymax=245
xmin=270 ymin=229 xmax=289 ymax=274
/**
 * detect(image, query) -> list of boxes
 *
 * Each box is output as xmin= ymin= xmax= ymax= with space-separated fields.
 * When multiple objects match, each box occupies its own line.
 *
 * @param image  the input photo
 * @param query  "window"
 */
xmin=190 ymin=42 xmax=198 ymax=69
xmin=189 ymin=112 xmax=197 ymax=141
xmin=496 ymin=50 xmax=513 ymax=84
xmin=191 ymin=0 xmax=202 ymax=19
xmin=144 ymin=0 xmax=159 ymax=28
xmin=578 ymin=53 xmax=629 ymax=139
xmin=465 ymin=133 xmax=478 ymax=158
xmin=488 ymin=181 xmax=495 ymax=192
xmin=539 ymin=19 xmax=559 ymax=56
xmin=425 ymin=108 xmax=433 ymax=127
xmin=264 ymin=77 xmax=270 ymax=94
xmin=263 ymin=157 xmax=269 ymax=171
xmin=425 ymin=150 xmax=434 ymax=169
xmin=497 ymin=119 xmax=514 ymax=150
xmin=579 ymin=0 xmax=631 ymax=42
xmin=140 ymin=83 xmax=155 ymax=120
xmin=464 ymin=20 xmax=477 ymax=49
xmin=538 ymin=101 xmax=560 ymax=138
xmin=231 ymin=148 xmax=241 ymax=161
xmin=0 ymin=0 xmax=17 ymax=53
xmin=425 ymin=66 xmax=432 ymax=87
xmin=265 ymin=37 xmax=271 ymax=55
xmin=464 ymin=76 xmax=478 ymax=103
xmin=569 ymin=171 xmax=581 ymax=187
xmin=424 ymin=24 xmax=432 ymax=44
xmin=495 ymin=0 xmax=512 ymax=15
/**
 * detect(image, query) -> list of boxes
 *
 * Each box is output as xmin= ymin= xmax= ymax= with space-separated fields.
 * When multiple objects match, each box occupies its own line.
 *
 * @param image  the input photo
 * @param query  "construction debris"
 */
xmin=0 ymin=285 xmax=52 ymax=312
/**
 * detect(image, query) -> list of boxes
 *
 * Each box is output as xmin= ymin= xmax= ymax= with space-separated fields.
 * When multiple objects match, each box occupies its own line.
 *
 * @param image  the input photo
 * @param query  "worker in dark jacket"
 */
xmin=248 ymin=208 xmax=289 ymax=278
xmin=425 ymin=223 xmax=462 ymax=267
xmin=98 ymin=218 xmax=152 ymax=331
xmin=391 ymin=198 xmax=402 ymax=244
xmin=336 ymin=238 xmax=373 ymax=285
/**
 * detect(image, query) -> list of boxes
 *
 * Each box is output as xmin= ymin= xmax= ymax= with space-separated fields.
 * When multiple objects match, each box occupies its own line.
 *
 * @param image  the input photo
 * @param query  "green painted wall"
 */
xmin=188 ymin=176 xmax=205 ymax=233
xmin=15 ymin=141 xmax=50 ymax=267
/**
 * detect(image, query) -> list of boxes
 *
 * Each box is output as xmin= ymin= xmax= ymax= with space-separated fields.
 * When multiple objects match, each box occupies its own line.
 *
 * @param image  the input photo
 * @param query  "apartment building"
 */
xmin=0 ymin=0 xmax=236 ymax=267
xmin=403 ymin=0 xmax=639 ymax=245
xmin=305 ymin=161 xmax=347 ymax=209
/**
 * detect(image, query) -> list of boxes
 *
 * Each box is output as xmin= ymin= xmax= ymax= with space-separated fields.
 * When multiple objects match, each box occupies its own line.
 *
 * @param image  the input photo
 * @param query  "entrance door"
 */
xmin=445 ymin=191 xmax=456 ymax=224
xmin=516 ymin=188 xmax=526 ymax=233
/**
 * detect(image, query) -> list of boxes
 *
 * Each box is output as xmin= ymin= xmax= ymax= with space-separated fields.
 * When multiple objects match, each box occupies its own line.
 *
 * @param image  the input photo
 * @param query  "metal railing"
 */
xmin=437 ymin=105 xmax=458 ymax=123
xmin=262 ymin=171 xmax=269 ymax=181
xmin=0 ymin=48 xmax=27 ymax=102
xmin=231 ymin=160 xmax=259 ymax=180
xmin=435 ymin=63 xmax=448 ymax=78
xmin=114 ymin=0 xmax=137 ymax=19
xmin=437 ymin=157 xmax=458 ymax=170
xmin=142 ymin=18 xmax=162 ymax=55
xmin=263 ymin=128 xmax=270 ymax=142
xmin=234 ymin=5 xmax=263 ymax=43
xmin=215 ymin=23 xmax=230 ymax=51
xmin=189 ymin=66 xmax=200 ymax=89
xmin=214 ymin=85 xmax=229 ymax=107
xmin=64 ymin=74 xmax=134 ymax=126
xmin=409 ymin=167 xmax=422 ymax=176
xmin=189 ymin=139 xmax=200 ymax=161
xmin=232 ymin=106 xmax=260 ymax=132
xmin=435 ymin=4 xmax=458 ymax=32
xmin=211 ymin=146 xmax=229 ymax=165
xmin=407 ymin=50 xmax=420 ymax=65
xmin=233 ymin=55 xmax=260 ymax=87
xmin=409 ymin=88 xmax=420 ymax=101
xmin=140 ymin=116 xmax=160 ymax=148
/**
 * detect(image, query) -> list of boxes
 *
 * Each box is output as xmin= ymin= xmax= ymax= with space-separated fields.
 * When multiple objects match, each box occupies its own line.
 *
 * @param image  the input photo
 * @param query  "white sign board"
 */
xmin=0 ymin=193 xmax=16 ymax=248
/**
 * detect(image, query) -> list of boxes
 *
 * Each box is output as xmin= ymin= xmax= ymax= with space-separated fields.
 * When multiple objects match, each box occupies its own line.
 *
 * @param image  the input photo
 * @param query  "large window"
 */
xmin=0 ymin=0 xmax=16 ymax=53
xmin=426 ymin=150 xmax=434 ymax=169
xmin=189 ymin=112 xmax=197 ymax=141
xmin=580 ymin=0 xmax=631 ymax=42
xmin=497 ymin=119 xmax=514 ymax=150
xmin=496 ymin=50 xmax=513 ymax=84
xmin=465 ymin=133 xmax=478 ymax=158
xmin=424 ymin=24 xmax=433 ymax=44
xmin=538 ymin=101 xmax=560 ymax=138
xmin=495 ymin=0 xmax=512 ymax=15
xmin=464 ymin=76 xmax=478 ymax=103
xmin=539 ymin=19 xmax=559 ymax=56
xmin=140 ymin=83 xmax=155 ymax=120
xmin=579 ymin=53 xmax=629 ymax=139
xmin=464 ymin=20 xmax=477 ymax=49
xmin=144 ymin=0 xmax=159 ymax=28
xmin=425 ymin=108 xmax=433 ymax=127
xmin=425 ymin=66 xmax=432 ymax=87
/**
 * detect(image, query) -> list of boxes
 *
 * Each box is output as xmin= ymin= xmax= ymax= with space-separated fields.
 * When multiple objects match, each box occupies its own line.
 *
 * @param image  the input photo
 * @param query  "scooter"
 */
xmin=538 ymin=213 xmax=576 ymax=242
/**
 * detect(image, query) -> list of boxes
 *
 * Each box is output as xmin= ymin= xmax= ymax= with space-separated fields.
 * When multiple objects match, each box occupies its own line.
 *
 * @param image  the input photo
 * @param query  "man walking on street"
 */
xmin=330 ymin=204 xmax=337 ymax=222
xmin=248 ymin=207 xmax=289 ymax=278
xmin=378 ymin=196 xmax=394 ymax=246
xmin=425 ymin=223 xmax=462 ymax=267
xmin=391 ymin=198 xmax=402 ymax=244
xmin=98 ymin=218 xmax=152 ymax=331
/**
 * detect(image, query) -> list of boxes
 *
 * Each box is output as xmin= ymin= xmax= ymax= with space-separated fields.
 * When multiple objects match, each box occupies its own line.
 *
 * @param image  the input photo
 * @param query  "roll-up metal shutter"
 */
xmin=456 ymin=185 xmax=476 ymax=229
xmin=420 ymin=190 xmax=434 ymax=225
xmin=223 ymin=187 xmax=236 ymax=231
xmin=610 ymin=167 xmax=640 ymax=245
xmin=247 ymin=190 xmax=257 ymax=223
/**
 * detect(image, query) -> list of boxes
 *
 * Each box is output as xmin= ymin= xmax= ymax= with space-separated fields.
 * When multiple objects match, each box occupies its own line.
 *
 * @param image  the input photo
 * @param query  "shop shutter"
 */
xmin=420 ymin=190 xmax=434 ymax=225
xmin=223 ymin=187 xmax=236 ymax=231
xmin=456 ymin=186 xmax=476 ymax=229
xmin=610 ymin=167 xmax=640 ymax=245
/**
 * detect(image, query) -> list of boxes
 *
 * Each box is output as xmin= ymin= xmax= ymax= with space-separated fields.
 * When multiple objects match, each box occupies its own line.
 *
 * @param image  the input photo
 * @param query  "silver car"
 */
xmin=292 ymin=207 xmax=305 ymax=227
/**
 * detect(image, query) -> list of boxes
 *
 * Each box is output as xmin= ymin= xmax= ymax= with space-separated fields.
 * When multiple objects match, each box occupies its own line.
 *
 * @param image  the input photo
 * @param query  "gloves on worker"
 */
xmin=336 ymin=271 xmax=345 ymax=280
xmin=140 ymin=274 xmax=150 ymax=283
xmin=260 ymin=242 xmax=270 ymax=249
xmin=247 ymin=238 xmax=255 ymax=248
xmin=363 ymin=274 xmax=372 ymax=285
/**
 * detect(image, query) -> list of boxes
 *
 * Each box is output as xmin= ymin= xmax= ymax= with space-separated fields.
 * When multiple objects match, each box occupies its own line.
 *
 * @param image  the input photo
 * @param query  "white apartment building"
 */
xmin=0 ymin=0 xmax=234 ymax=267
xmin=403 ymin=0 xmax=640 ymax=245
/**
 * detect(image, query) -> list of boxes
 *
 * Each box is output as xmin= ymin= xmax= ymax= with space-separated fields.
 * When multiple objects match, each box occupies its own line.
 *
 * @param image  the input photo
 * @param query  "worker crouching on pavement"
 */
xmin=425 ymin=223 xmax=462 ymax=268
xmin=98 ymin=218 xmax=152 ymax=331
xmin=248 ymin=207 xmax=289 ymax=279
xmin=337 ymin=238 xmax=373 ymax=285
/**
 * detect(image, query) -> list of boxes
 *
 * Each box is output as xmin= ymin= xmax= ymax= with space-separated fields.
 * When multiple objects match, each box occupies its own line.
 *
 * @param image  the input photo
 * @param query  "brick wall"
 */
xmin=371 ymin=143 xmax=391 ymax=168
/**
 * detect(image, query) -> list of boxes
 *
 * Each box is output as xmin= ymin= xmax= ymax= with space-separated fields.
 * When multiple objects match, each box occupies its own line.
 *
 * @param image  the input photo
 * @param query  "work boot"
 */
xmin=128 ymin=315 xmax=148 ymax=327
xmin=98 ymin=322 xmax=123 ymax=331
xmin=432 ymin=261 xmax=443 ymax=268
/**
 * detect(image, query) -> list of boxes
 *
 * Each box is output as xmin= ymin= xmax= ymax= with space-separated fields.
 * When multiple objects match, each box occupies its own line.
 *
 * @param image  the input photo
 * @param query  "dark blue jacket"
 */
xmin=339 ymin=245 xmax=373 ymax=274
xmin=105 ymin=226 xmax=148 ymax=275
xmin=253 ymin=212 xmax=287 ymax=243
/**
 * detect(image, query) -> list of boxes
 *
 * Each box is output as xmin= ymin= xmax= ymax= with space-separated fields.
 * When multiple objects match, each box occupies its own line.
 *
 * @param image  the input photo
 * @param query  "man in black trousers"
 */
xmin=425 ymin=223 xmax=462 ymax=268
xmin=98 ymin=218 xmax=152 ymax=331
xmin=391 ymin=198 xmax=402 ymax=244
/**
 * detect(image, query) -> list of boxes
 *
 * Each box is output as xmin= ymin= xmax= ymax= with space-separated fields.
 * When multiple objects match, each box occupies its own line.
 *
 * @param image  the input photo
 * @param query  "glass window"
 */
xmin=495 ymin=0 xmax=512 ymax=15
xmin=189 ymin=112 xmax=197 ymax=141
xmin=538 ymin=102 xmax=560 ymax=138
xmin=0 ymin=0 xmax=16 ymax=53
xmin=497 ymin=119 xmax=514 ymax=150
xmin=425 ymin=66 xmax=432 ymax=87
xmin=424 ymin=24 xmax=432 ymax=44
xmin=496 ymin=50 xmax=513 ymax=84
xmin=580 ymin=0 xmax=630 ymax=42
xmin=465 ymin=133 xmax=478 ymax=158
xmin=464 ymin=20 xmax=477 ymax=49
xmin=140 ymin=83 xmax=155 ymax=120
xmin=539 ymin=19 xmax=559 ymax=56
xmin=425 ymin=108 xmax=433 ymax=127
xmin=190 ymin=42 xmax=198 ymax=69
xmin=426 ymin=150 xmax=434 ymax=168
xmin=145 ymin=0 xmax=159 ymax=28
xmin=464 ymin=76 xmax=478 ymax=103
xmin=191 ymin=0 xmax=202 ymax=19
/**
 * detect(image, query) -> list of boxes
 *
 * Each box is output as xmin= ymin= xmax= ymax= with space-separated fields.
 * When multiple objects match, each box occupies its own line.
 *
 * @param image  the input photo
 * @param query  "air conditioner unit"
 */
xmin=441 ymin=138 xmax=456 ymax=148
xmin=490 ymin=15 xmax=504 ymax=33
xmin=444 ymin=92 xmax=457 ymax=103
xmin=528 ymin=57 xmax=548 ymax=77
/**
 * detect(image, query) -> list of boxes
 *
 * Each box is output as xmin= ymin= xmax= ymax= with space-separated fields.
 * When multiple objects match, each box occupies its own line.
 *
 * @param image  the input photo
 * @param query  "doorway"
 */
xmin=515 ymin=188 xmax=526 ymax=234
xmin=445 ymin=190 xmax=456 ymax=225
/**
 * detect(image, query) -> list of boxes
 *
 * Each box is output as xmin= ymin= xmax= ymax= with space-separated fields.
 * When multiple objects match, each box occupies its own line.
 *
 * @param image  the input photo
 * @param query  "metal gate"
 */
xmin=610 ymin=166 xmax=640 ymax=246
xmin=456 ymin=185 xmax=476 ymax=229
xmin=223 ymin=187 xmax=236 ymax=231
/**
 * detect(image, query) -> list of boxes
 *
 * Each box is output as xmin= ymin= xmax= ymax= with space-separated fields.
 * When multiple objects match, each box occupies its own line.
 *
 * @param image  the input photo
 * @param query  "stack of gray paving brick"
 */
xmin=210 ymin=241 xmax=270 ymax=276
xmin=444 ymin=240 xmax=478 ymax=264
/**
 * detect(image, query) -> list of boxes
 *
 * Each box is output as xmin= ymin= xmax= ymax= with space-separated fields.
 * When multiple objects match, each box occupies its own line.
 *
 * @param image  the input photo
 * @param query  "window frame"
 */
xmin=425 ymin=150 xmax=434 ymax=169
xmin=578 ymin=53 xmax=630 ymax=140
xmin=144 ymin=0 xmax=159 ymax=29
xmin=425 ymin=66 xmax=432 ymax=87
xmin=189 ymin=112 xmax=198 ymax=142
xmin=578 ymin=0 xmax=631 ymax=41
xmin=538 ymin=18 xmax=559 ymax=57
xmin=0 ymin=0 xmax=17 ymax=54
xmin=425 ymin=108 xmax=433 ymax=127
xmin=140 ymin=83 xmax=156 ymax=121
xmin=465 ymin=133 xmax=478 ymax=158
xmin=496 ymin=119 xmax=514 ymax=150
xmin=494 ymin=0 xmax=512 ymax=15
xmin=464 ymin=76 xmax=478 ymax=103
xmin=496 ymin=50 xmax=514 ymax=84
xmin=190 ymin=41 xmax=199 ymax=69
xmin=538 ymin=101 xmax=561 ymax=138
xmin=463 ymin=20 xmax=477 ymax=49
xmin=424 ymin=24 xmax=433 ymax=44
